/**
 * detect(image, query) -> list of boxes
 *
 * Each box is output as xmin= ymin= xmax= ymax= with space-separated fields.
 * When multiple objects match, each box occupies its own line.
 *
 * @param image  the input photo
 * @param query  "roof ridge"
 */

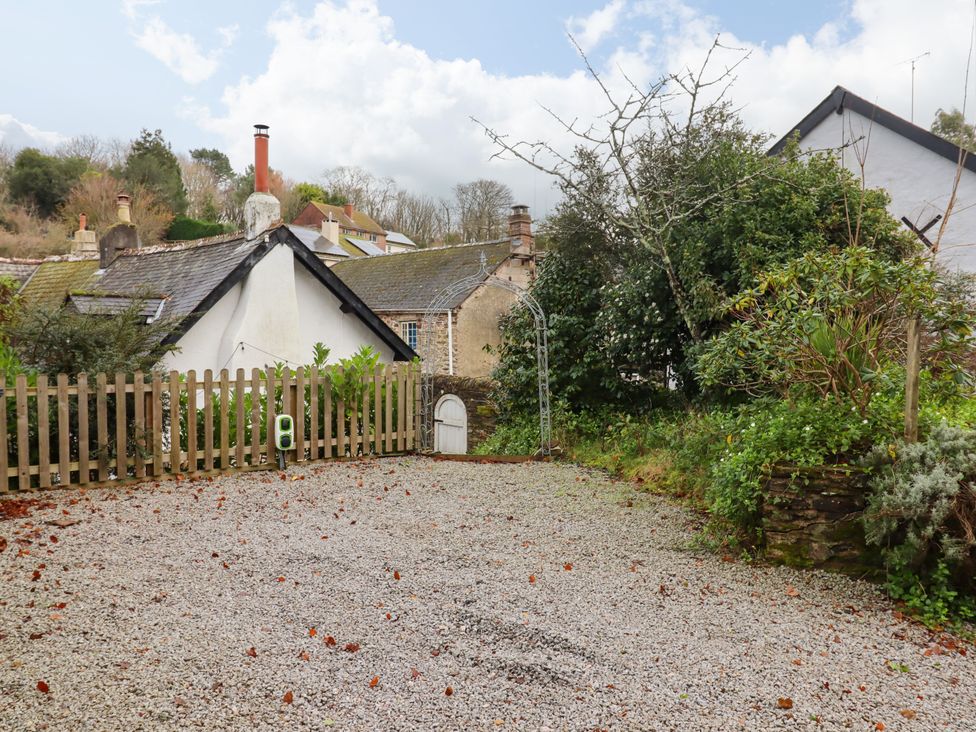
xmin=351 ymin=238 xmax=513 ymax=260
xmin=121 ymin=230 xmax=248 ymax=257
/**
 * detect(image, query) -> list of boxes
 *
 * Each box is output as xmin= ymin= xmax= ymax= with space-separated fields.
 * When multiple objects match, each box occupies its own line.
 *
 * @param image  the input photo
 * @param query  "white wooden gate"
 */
xmin=434 ymin=394 xmax=467 ymax=454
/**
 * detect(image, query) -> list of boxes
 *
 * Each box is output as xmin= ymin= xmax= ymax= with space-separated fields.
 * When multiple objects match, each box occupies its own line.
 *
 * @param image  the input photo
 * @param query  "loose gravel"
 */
xmin=0 ymin=457 xmax=973 ymax=731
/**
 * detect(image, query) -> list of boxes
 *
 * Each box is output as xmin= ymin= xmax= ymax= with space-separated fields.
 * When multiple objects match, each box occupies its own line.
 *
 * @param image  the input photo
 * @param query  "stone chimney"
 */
xmin=320 ymin=213 xmax=340 ymax=248
xmin=71 ymin=212 xmax=97 ymax=254
xmin=508 ymin=204 xmax=533 ymax=253
xmin=244 ymin=124 xmax=281 ymax=239
xmin=116 ymin=193 xmax=132 ymax=223
xmin=99 ymin=194 xmax=140 ymax=268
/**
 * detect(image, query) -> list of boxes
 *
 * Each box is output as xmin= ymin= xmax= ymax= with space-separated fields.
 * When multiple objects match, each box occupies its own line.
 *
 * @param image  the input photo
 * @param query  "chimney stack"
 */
xmin=508 ymin=204 xmax=533 ymax=252
xmin=343 ymin=202 xmax=354 ymax=219
xmin=320 ymin=213 xmax=340 ymax=248
xmin=116 ymin=193 xmax=132 ymax=223
xmin=244 ymin=124 xmax=281 ymax=239
xmin=71 ymin=212 xmax=97 ymax=254
xmin=253 ymin=124 xmax=270 ymax=194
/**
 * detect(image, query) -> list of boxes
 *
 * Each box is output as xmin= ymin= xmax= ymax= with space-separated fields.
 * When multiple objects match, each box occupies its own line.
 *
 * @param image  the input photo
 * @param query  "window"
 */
xmin=400 ymin=321 xmax=418 ymax=350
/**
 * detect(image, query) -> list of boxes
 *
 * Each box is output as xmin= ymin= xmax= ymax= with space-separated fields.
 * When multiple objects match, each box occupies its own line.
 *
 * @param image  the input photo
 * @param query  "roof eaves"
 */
xmin=769 ymin=85 xmax=976 ymax=174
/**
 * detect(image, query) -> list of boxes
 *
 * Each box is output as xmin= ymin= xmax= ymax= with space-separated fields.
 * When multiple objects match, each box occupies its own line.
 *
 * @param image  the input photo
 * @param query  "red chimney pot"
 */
xmin=79 ymin=213 xmax=87 ymax=231
xmin=254 ymin=124 xmax=270 ymax=194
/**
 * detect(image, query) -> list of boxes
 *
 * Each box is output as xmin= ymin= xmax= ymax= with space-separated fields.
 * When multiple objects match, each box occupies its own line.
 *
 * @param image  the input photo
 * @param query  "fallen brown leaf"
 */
xmin=369 ymin=676 xmax=379 ymax=688
xmin=36 ymin=680 xmax=49 ymax=694
xmin=282 ymin=690 xmax=293 ymax=704
xmin=777 ymin=697 xmax=793 ymax=710
xmin=445 ymin=686 xmax=454 ymax=697
xmin=245 ymin=647 xmax=257 ymax=658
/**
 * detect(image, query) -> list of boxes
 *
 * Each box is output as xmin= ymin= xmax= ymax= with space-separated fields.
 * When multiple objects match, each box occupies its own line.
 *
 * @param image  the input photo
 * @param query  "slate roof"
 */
xmin=18 ymin=259 xmax=100 ymax=308
xmin=769 ymin=85 xmax=976 ymax=175
xmin=0 ymin=258 xmax=41 ymax=286
xmin=332 ymin=239 xmax=514 ymax=311
xmin=344 ymin=236 xmax=385 ymax=257
xmin=68 ymin=294 xmax=166 ymax=322
xmin=309 ymin=202 xmax=385 ymax=236
xmin=90 ymin=233 xmax=257 ymax=321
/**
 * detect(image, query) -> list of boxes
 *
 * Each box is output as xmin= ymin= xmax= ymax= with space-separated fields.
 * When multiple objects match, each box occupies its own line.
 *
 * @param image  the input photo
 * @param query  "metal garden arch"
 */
xmin=420 ymin=252 xmax=551 ymax=456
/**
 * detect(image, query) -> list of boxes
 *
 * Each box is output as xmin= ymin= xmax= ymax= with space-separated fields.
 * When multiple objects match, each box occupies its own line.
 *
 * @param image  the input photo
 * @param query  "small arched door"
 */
xmin=434 ymin=394 xmax=467 ymax=454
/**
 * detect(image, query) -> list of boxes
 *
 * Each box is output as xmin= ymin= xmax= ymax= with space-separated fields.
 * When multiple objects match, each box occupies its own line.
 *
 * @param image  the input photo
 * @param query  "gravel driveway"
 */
xmin=0 ymin=457 xmax=973 ymax=731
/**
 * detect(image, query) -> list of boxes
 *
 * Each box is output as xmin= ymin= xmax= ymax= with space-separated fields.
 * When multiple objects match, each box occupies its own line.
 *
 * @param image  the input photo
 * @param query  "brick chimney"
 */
xmin=71 ymin=212 xmax=97 ymax=254
xmin=343 ymin=202 xmax=354 ymax=220
xmin=99 ymin=194 xmax=140 ymax=268
xmin=508 ymin=204 xmax=533 ymax=253
xmin=244 ymin=124 xmax=281 ymax=239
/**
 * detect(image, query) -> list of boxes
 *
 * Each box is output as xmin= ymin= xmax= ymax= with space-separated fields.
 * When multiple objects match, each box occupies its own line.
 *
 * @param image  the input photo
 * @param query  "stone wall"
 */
xmin=762 ymin=465 xmax=881 ymax=577
xmin=430 ymin=375 xmax=498 ymax=451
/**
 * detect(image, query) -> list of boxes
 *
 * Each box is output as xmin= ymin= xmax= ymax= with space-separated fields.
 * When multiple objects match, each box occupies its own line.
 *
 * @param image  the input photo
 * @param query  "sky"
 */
xmin=1 ymin=0 xmax=973 ymax=214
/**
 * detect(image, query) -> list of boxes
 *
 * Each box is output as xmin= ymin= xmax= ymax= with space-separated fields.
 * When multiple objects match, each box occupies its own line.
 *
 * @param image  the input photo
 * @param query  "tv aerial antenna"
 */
xmin=897 ymin=51 xmax=930 ymax=122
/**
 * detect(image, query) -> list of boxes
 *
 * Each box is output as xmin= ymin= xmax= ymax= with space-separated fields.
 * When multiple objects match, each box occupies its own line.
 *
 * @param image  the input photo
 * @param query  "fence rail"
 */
xmin=0 ymin=362 xmax=420 ymax=493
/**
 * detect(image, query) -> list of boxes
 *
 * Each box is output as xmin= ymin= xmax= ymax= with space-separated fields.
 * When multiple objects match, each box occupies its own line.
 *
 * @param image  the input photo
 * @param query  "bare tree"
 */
xmin=178 ymin=155 xmax=222 ymax=220
xmin=321 ymin=166 xmax=398 ymax=222
xmin=452 ymin=179 xmax=512 ymax=242
xmin=61 ymin=172 xmax=173 ymax=245
xmin=475 ymin=37 xmax=766 ymax=343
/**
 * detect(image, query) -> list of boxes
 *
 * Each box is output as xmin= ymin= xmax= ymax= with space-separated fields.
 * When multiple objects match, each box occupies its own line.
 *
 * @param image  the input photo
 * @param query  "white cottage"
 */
xmin=770 ymin=86 xmax=976 ymax=270
xmin=11 ymin=126 xmax=416 ymax=373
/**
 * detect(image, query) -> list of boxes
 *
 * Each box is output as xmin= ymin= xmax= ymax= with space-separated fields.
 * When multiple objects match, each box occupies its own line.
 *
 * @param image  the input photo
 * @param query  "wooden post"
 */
xmin=114 ymin=372 xmax=127 ymax=480
xmin=362 ymin=368 xmax=371 ymax=455
xmin=15 ymin=374 xmax=29 ymax=490
xmin=265 ymin=367 xmax=276 ymax=464
xmin=905 ymin=317 xmax=921 ymax=442
xmin=186 ymin=370 xmax=198 ymax=474
xmin=78 ymin=373 xmax=90 ymax=484
xmin=293 ymin=368 xmax=305 ymax=462
xmin=384 ymin=364 xmax=393 ymax=454
xmin=309 ymin=367 xmax=319 ymax=461
xmin=414 ymin=362 xmax=421 ymax=450
xmin=323 ymin=374 xmax=333 ymax=459
xmin=56 ymin=374 xmax=70 ymax=486
xmin=0 ymin=374 xmax=8 ymax=492
xmin=133 ymin=371 xmax=145 ymax=479
xmin=219 ymin=369 xmax=230 ymax=470
xmin=281 ymin=370 xmax=292 ymax=458
xmin=350 ymin=392 xmax=359 ymax=458
xmin=250 ymin=369 xmax=261 ymax=465
xmin=151 ymin=372 xmax=163 ymax=476
xmin=203 ymin=370 xmax=214 ymax=472
xmin=406 ymin=363 xmax=416 ymax=451
xmin=168 ymin=371 xmax=180 ymax=473
xmin=96 ymin=373 xmax=109 ymax=482
xmin=337 ymin=367 xmax=346 ymax=458
xmin=397 ymin=363 xmax=407 ymax=452
xmin=37 ymin=374 xmax=50 ymax=488
xmin=236 ymin=369 xmax=246 ymax=468
xmin=373 ymin=364 xmax=382 ymax=456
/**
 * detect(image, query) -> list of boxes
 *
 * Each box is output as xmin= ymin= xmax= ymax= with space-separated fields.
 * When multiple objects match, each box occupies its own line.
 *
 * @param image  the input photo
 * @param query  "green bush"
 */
xmin=862 ymin=422 xmax=976 ymax=626
xmin=166 ymin=215 xmax=228 ymax=241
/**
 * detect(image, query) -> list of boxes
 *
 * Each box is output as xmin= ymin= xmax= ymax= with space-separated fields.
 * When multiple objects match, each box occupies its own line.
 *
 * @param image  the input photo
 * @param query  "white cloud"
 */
xmin=566 ymin=0 xmax=626 ymax=52
xmin=192 ymin=0 xmax=976 ymax=213
xmin=0 ymin=114 xmax=65 ymax=151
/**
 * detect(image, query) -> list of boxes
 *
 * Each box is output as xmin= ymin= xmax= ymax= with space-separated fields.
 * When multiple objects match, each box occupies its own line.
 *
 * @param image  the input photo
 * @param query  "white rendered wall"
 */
xmin=162 ymin=243 xmax=395 ymax=374
xmin=799 ymin=108 xmax=976 ymax=271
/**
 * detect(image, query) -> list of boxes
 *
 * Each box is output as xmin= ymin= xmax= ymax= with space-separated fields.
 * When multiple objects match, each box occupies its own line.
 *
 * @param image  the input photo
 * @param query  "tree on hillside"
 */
xmin=61 ymin=173 xmax=173 ymax=245
xmin=7 ymin=148 xmax=88 ymax=218
xmin=453 ymin=179 xmax=513 ymax=242
xmin=931 ymin=107 xmax=976 ymax=150
xmin=123 ymin=129 xmax=187 ymax=215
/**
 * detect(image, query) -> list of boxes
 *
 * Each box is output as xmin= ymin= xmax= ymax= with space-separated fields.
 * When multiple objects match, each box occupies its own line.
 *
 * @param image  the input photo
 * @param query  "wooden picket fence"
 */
xmin=0 ymin=362 xmax=420 ymax=493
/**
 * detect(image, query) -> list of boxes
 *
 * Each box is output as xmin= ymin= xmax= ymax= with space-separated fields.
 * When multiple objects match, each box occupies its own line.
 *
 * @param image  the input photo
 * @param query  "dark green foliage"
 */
xmin=931 ymin=107 xmax=976 ymax=151
xmin=7 ymin=298 xmax=178 ymax=374
xmin=123 ymin=129 xmax=187 ymax=215
xmin=190 ymin=147 xmax=235 ymax=184
xmin=7 ymin=148 xmax=88 ymax=217
xmin=166 ymin=215 xmax=228 ymax=241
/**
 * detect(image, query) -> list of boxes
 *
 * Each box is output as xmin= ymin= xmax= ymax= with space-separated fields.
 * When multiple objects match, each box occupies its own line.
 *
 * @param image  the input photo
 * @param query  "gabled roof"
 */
xmin=332 ymin=239 xmax=514 ymax=311
xmin=344 ymin=236 xmax=385 ymax=257
xmin=769 ymin=85 xmax=976 ymax=174
xmin=308 ymin=202 xmax=385 ymax=236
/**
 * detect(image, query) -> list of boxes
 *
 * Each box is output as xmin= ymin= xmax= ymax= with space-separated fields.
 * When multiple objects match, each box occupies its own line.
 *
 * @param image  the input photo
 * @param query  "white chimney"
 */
xmin=244 ymin=124 xmax=281 ymax=239
xmin=320 ymin=213 xmax=340 ymax=247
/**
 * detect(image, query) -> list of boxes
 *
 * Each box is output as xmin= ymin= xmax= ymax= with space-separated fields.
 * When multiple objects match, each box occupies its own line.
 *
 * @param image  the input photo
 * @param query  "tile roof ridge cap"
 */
xmin=364 ymin=238 xmax=512 ymax=257
xmin=121 ymin=231 xmax=247 ymax=256
xmin=0 ymin=256 xmax=45 ymax=264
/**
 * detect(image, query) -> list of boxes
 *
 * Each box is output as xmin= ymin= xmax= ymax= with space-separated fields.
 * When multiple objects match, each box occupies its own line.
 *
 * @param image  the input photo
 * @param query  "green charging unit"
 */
xmin=275 ymin=414 xmax=294 ymax=469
